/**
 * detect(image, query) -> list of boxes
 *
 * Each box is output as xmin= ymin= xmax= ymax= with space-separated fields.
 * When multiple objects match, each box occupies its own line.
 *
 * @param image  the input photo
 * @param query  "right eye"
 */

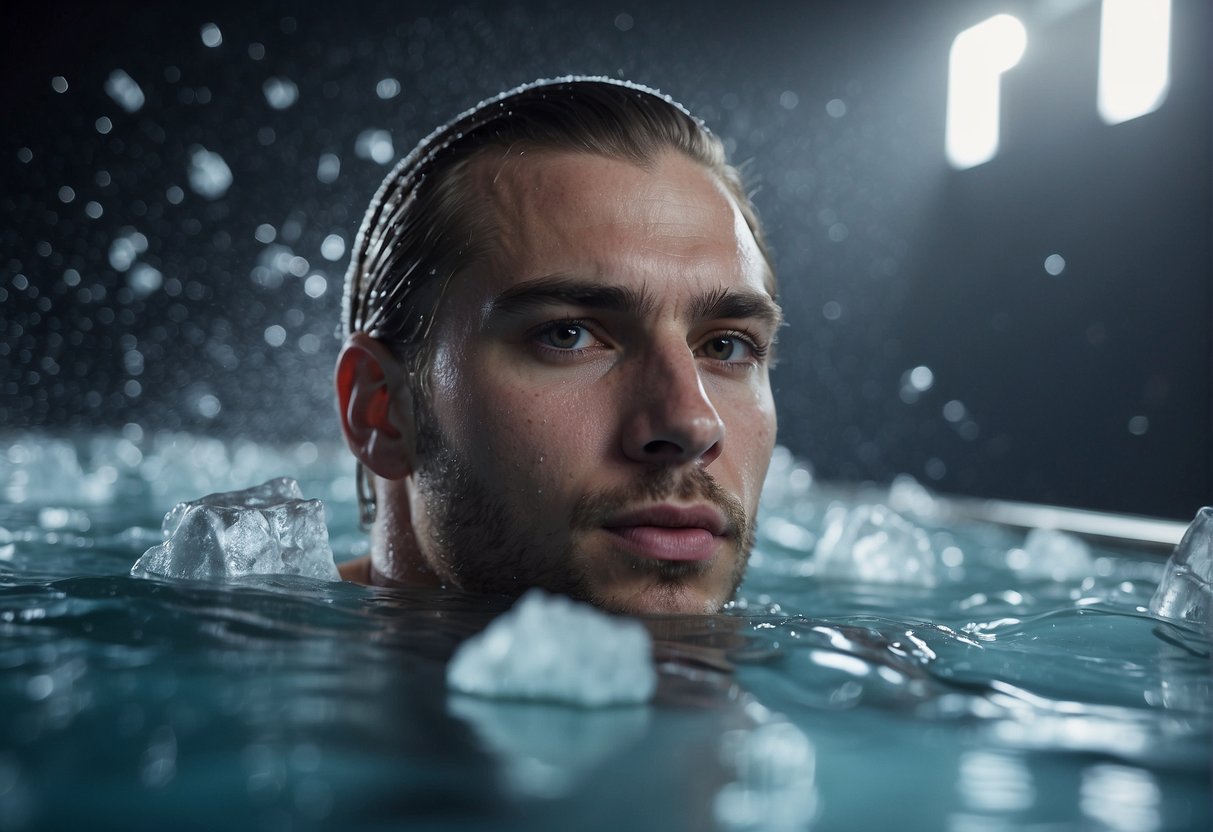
xmin=535 ymin=321 xmax=596 ymax=350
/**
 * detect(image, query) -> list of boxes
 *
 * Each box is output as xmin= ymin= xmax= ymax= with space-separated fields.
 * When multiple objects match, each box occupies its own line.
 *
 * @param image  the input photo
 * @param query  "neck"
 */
xmin=368 ymin=478 xmax=444 ymax=588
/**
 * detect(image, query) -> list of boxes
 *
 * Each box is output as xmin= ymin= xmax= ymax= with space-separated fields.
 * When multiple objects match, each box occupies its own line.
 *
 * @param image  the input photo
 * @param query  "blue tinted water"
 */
xmin=0 ymin=434 xmax=1209 ymax=831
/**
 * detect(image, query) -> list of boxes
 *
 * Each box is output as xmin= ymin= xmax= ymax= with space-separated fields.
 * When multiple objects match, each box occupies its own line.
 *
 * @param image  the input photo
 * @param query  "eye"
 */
xmin=699 ymin=334 xmax=755 ymax=363
xmin=536 ymin=321 xmax=595 ymax=350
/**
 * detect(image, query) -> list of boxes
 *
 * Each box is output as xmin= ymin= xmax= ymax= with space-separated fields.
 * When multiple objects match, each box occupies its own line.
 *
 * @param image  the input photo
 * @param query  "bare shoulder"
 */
xmin=337 ymin=555 xmax=372 ymax=584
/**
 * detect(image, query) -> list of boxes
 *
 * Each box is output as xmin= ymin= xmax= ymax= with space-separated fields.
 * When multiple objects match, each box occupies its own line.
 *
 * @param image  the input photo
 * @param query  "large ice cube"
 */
xmin=131 ymin=477 xmax=339 ymax=582
xmin=447 ymin=589 xmax=656 ymax=707
xmin=1150 ymin=507 xmax=1213 ymax=627
xmin=814 ymin=503 xmax=938 ymax=587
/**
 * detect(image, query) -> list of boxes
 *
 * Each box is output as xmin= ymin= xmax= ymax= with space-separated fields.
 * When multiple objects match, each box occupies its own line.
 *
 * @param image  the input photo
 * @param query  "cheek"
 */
xmin=722 ymin=384 xmax=778 ymax=494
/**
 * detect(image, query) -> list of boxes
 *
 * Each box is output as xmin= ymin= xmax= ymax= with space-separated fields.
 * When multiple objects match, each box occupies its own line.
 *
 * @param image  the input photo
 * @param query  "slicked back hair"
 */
xmin=341 ymin=77 xmax=775 ymax=525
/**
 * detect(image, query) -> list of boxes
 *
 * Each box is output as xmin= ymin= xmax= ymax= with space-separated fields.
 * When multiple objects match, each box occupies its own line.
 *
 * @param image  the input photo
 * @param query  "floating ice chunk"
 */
xmin=131 ymin=477 xmax=339 ymax=582
xmin=814 ymin=504 xmax=938 ymax=586
xmin=1012 ymin=528 xmax=1093 ymax=581
xmin=354 ymin=129 xmax=394 ymax=165
xmin=887 ymin=474 xmax=941 ymax=519
xmin=104 ymin=69 xmax=144 ymax=113
xmin=262 ymin=77 xmax=298 ymax=110
xmin=1150 ymin=507 xmax=1213 ymax=627
xmin=447 ymin=589 xmax=656 ymax=707
xmin=1 ymin=440 xmax=117 ymax=504
xmin=187 ymin=147 xmax=232 ymax=199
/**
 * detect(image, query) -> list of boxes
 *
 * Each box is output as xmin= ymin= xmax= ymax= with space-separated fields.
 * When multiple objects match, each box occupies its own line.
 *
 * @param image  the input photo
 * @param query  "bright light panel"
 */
xmin=1098 ymin=0 xmax=1171 ymax=125
xmin=947 ymin=14 xmax=1028 ymax=170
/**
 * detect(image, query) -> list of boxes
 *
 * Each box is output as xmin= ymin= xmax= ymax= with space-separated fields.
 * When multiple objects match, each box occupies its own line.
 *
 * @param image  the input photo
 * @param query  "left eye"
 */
xmin=538 ymin=323 xmax=595 ymax=350
xmin=700 ymin=336 xmax=752 ymax=362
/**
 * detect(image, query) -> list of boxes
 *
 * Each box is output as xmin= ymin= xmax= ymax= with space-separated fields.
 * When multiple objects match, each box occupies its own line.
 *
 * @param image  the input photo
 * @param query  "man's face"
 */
xmin=401 ymin=149 xmax=780 ymax=614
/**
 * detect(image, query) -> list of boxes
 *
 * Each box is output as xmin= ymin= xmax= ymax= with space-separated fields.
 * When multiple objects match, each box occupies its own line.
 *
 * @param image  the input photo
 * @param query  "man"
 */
xmin=334 ymin=77 xmax=782 ymax=615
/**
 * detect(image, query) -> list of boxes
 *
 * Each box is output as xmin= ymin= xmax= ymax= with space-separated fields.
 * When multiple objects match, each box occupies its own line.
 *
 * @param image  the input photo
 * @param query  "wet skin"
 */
xmin=348 ymin=149 xmax=781 ymax=615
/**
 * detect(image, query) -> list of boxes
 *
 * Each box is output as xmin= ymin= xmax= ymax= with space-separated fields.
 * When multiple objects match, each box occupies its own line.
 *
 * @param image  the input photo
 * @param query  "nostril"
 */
xmin=642 ymin=439 xmax=683 ymax=457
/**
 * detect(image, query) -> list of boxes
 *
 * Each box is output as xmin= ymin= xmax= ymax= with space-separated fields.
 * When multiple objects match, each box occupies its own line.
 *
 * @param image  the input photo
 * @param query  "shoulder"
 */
xmin=337 ymin=555 xmax=372 ymax=584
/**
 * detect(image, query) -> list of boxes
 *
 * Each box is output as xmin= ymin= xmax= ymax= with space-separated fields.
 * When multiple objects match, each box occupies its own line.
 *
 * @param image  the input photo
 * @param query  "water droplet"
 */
xmin=200 ymin=23 xmax=223 ymax=48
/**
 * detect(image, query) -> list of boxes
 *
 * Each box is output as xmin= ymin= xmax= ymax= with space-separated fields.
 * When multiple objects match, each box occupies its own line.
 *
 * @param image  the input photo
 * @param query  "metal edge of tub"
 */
xmin=809 ymin=481 xmax=1192 ymax=554
xmin=942 ymin=496 xmax=1190 ymax=553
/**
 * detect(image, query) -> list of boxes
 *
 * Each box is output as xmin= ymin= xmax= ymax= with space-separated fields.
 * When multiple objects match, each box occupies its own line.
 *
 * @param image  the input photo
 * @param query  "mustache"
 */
xmin=569 ymin=466 xmax=750 ymax=543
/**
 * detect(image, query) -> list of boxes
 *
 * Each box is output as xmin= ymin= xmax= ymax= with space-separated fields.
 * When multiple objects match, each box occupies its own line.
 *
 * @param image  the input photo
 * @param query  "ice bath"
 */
xmin=0 ymin=434 xmax=1208 ymax=831
xmin=3 ymin=3 xmax=1209 ymax=830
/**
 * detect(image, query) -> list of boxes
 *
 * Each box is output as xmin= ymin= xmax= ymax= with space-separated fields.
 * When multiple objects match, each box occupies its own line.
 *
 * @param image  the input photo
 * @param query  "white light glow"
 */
xmin=946 ymin=14 xmax=1027 ymax=169
xmin=1098 ymin=0 xmax=1171 ymax=124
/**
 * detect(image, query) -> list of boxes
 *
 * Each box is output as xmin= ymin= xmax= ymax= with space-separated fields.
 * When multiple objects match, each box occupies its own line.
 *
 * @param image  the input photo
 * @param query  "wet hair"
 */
xmin=342 ymin=76 xmax=775 ymax=524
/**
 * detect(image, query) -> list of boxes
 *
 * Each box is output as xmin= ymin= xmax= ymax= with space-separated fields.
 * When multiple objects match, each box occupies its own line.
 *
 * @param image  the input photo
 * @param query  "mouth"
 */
xmin=601 ymin=504 xmax=730 ymax=562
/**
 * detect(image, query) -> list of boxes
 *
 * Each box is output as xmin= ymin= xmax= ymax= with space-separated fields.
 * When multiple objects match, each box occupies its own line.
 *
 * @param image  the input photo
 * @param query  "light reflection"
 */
xmin=946 ymin=14 xmax=1027 ymax=169
xmin=958 ymin=750 xmax=1035 ymax=813
xmin=1098 ymin=0 xmax=1171 ymax=125
xmin=1080 ymin=764 xmax=1161 ymax=832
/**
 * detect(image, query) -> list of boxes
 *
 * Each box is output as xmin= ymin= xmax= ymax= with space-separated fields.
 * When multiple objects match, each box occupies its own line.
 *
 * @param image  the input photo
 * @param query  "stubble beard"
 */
xmin=411 ymin=411 xmax=756 ymax=613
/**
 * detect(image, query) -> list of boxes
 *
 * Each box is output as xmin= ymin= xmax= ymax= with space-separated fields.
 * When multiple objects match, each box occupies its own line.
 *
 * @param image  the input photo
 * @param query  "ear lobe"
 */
xmin=335 ymin=333 xmax=417 ymax=479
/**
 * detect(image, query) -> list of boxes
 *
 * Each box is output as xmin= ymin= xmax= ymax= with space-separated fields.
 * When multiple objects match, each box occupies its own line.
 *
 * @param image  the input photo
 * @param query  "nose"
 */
xmin=621 ymin=343 xmax=725 ymax=467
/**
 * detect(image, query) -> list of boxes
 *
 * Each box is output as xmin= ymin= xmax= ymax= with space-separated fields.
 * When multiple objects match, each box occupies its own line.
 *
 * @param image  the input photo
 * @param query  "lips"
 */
xmin=602 ymin=505 xmax=729 ymax=562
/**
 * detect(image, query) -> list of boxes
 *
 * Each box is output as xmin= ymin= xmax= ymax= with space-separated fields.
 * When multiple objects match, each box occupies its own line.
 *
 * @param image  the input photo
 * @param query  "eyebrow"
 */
xmin=490 ymin=275 xmax=783 ymax=329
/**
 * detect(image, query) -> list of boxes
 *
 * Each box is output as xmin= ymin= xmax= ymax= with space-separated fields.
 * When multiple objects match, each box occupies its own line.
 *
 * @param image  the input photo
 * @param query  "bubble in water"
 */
xmin=355 ymin=130 xmax=394 ymax=165
xmin=262 ymin=77 xmax=298 ymax=110
xmin=104 ymin=69 xmax=145 ymax=113
xmin=187 ymin=147 xmax=232 ymax=199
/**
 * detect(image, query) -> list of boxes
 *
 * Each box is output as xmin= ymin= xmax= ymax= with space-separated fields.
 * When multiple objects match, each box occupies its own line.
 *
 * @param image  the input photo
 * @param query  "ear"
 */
xmin=335 ymin=332 xmax=417 ymax=480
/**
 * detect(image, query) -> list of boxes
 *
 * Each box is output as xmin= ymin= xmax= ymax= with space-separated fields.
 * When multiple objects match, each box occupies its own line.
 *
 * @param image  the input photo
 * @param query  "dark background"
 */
xmin=1 ymin=0 xmax=1209 ymax=519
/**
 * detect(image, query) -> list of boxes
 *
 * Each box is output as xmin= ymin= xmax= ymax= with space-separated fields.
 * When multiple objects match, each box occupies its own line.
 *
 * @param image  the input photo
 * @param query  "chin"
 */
xmin=594 ymin=581 xmax=727 ymax=616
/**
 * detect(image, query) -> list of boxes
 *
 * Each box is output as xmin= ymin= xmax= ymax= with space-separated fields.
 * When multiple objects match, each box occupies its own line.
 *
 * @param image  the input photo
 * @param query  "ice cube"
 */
xmin=131 ymin=477 xmax=339 ymax=582
xmin=1015 ymin=528 xmax=1093 ymax=581
xmin=814 ymin=503 xmax=938 ymax=587
xmin=1150 ymin=507 xmax=1213 ymax=627
xmin=446 ymin=589 xmax=656 ymax=707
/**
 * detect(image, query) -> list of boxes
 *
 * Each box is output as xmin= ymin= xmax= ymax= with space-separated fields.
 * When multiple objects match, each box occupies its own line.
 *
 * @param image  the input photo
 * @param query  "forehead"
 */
xmin=456 ymin=148 xmax=772 ymax=304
